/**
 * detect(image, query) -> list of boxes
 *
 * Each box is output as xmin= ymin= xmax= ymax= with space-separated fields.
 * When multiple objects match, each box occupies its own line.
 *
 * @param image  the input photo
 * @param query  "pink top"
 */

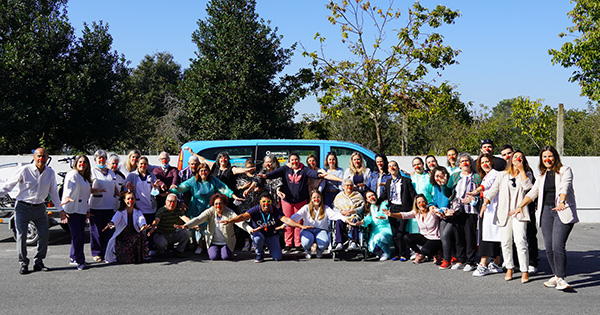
xmin=402 ymin=211 xmax=440 ymax=240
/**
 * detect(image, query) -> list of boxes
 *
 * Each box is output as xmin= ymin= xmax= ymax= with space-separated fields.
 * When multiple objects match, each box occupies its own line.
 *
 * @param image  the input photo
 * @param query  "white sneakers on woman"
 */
xmin=544 ymin=276 xmax=571 ymax=290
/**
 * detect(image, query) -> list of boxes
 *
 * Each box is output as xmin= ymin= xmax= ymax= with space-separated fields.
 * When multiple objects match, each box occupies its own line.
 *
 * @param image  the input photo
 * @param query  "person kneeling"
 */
xmin=148 ymin=194 xmax=191 ymax=258
xmin=220 ymin=193 xmax=312 ymax=263
xmin=176 ymin=193 xmax=252 ymax=260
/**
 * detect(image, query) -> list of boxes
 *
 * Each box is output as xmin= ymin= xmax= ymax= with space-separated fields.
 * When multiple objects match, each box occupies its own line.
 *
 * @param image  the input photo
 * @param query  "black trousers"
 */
xmin=403 ymin=233 xmax=442 ymax=257
xmin=388 ymin=204 xmax=411 ymax=258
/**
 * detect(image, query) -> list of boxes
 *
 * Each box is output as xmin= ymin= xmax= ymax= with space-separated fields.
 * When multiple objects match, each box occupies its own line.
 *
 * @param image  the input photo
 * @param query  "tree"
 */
xmin=0 ymin=0 xmax=74 ymax=153
xmin=180 ymin=0 xmax=312 ymax=141
xmin=549 ymin=0 xmax=600 ymax=102
xmin=59 ymin=21 xmax=131 ymax=153
xmin=305 ymin=0 xmax=461 ymax=153
xmin=124 ymin=52 xmax=183 ymax=153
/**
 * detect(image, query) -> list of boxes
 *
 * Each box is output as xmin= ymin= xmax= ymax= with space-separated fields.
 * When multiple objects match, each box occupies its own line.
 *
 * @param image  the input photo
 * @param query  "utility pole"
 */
xmin=557 ymin=103 xmax=565 ymax=155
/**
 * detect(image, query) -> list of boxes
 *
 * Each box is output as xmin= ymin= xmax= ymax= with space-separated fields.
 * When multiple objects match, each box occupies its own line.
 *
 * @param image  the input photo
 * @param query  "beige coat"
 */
xmin=526 ymin=166 xmax=578 ymax=227
xmin=484 ymin=171 xmax=533 ymax=227
xmin=186 ymin=206 xmax=253 ymax=251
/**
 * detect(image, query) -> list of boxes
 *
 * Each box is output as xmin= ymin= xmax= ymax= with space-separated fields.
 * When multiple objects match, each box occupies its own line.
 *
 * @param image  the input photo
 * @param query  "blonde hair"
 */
xmin=309 ymin=190 xmax=325 ymax=221
xmin=348 ymin=152 xmax=366 ymax=176
xmin=126 ymin=149 xmax=141 ymax=172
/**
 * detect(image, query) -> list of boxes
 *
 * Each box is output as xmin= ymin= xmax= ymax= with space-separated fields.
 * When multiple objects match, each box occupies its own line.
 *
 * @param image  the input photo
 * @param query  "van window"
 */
xmin=331 ymin=146 xmax=376 ymax=172
xmin=197 ymin=146 xmax=255 ymax=168
xmin=256 ymin=145 xmax=320 ymax=169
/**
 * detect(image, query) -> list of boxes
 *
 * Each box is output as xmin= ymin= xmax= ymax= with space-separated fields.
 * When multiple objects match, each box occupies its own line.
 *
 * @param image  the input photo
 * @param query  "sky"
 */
xmin=66 ymin=0 xmax=589 ymax=121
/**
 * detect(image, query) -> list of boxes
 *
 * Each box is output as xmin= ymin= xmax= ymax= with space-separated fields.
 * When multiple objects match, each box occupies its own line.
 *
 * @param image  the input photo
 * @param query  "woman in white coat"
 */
xmin=483 ymin=150 xmax=533 ymax=283
xmin=104 ymin=192 xmax=150 ymax=264
xmin=60 ymin=155 xmax=95 ymax=270
xmin=517 ymin=145 xmax=578 ymax=291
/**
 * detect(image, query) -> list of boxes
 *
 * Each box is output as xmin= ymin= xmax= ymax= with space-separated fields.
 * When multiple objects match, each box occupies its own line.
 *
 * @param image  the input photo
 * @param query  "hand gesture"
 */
xmin=257 ymin=174 xmax=267 ymax=179
xmin=509 ymin=207 xmax=524 ymax=217
xmin=552 ymin=203 xmax=567 ymax=211
xmin=59 ymin=196 xmax=74 ymax=207
xmin=147 ymin=225 xmax=158 ymax=236
xmin=218 ymin=219 xmax=230 ymax=225
xmin=301 ymin=225 xmax=313 ymax=230
xmin=444 ymin=208 xmax=455 ymax=217
xmin=102 ymin=222 xmax=115 ymax=232
xmin=276 ymin=190 xmax=286 ymax=200
xmin=173 ymin=224 xmax=187 ymax=230
xmin=479 ymin=204 xmax=486 ymax=218
xmin=59 ymin=211 xmax=69 ymax=224
xmin=233 ymin=195 xmax=245 ymax=202
xmin=126 ymin=182 xmax=135 ymax=191
xmin=139 ymin=224 xmax=151 ymax=232
xmin=466 ymin=190 xmax=479 ymax=197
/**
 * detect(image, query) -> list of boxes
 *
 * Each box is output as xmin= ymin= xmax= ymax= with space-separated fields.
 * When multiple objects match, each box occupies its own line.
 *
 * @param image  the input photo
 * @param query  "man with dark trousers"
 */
xmin=0 ymin=148 xmax=63 ymax=274
xmin=383 ymin=160 xmax=417 ymax=261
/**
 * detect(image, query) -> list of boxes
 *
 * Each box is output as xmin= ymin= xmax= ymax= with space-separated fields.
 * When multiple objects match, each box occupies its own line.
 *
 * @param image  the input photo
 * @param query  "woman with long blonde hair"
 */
xmin=343 ymin=152 xmax=371 ymax=191
xmin=289 ymin=190 xmax=352 ymax=259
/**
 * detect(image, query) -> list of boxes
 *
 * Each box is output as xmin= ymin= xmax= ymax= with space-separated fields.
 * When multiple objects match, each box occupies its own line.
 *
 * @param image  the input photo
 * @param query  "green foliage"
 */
xmin=0 ymin=0 xmax=74 ymax=153
xmin=180 ymin=0 xmax=311 ymax=141
xmin=0 ymin=1 xmax=130 ymax=154
xmin=123 ymin=52 xmax=183 ymax=154
xmin=511 ymin=97 xmax=555 ymax=150
xmin=306 ymin=0 xmax=462 ymax=153
xmin=549 ymin=0 xmax=600 ymax=102
xmin=59 ymin=21 xmax=131 ymax=153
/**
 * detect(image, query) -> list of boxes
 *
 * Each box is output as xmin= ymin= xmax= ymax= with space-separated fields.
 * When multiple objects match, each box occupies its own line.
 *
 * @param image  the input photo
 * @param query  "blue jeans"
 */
xmin=300 ymin=228 xmax=330 ymax=252
xmin=252 ymin=232 xmax=282 ymax=261
xmin=15 ymin=201 xmax=49 ymax=266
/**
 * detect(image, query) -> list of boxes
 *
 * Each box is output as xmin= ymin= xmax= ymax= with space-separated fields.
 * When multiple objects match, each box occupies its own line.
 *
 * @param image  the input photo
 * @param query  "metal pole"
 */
xmin=557 ymin=103 xmax=565 ymax=155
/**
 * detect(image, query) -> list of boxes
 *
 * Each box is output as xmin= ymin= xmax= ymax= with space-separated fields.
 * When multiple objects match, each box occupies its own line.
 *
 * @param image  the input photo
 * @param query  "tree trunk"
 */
xmin=374 ymin=117 xmax=384 ymax=154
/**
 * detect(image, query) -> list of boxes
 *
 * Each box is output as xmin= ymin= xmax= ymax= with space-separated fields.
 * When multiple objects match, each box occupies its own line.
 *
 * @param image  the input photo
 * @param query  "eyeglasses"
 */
xmin=260 ymin=200 xmax=272 ymax=204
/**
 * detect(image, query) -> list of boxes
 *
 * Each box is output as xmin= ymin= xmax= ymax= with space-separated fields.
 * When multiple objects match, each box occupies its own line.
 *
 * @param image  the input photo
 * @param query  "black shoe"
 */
xmin=33 ymin=263 xmax=51 ymax=272
xmin=19 ymin=265 xmax=29 ymax=275
xmin=282 ymin=246 xmax=291 ymax=254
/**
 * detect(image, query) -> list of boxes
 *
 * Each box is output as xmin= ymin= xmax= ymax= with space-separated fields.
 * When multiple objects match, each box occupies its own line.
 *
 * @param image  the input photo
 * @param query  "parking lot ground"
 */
xmin=1 ymin=223 xmax=599 ymax=315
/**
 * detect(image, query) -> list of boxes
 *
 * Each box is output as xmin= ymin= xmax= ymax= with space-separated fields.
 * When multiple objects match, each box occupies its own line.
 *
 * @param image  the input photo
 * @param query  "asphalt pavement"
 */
xmin=0 ymin=222 xmax=598 ymax=315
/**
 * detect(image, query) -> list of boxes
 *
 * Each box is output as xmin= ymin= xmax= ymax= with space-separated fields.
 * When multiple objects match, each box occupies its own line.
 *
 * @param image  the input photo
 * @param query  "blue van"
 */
xmin=176 ymin=139 xmax=376 ymax=171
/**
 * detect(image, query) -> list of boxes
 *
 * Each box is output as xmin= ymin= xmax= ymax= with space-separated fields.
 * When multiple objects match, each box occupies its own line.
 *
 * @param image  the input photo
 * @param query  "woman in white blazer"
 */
xmin=104 ymin=192 xmax=150 ymax=264
xmin=517 ymin=145 xmax=578 ymax=291
xmin=176 ymin=193 xmax=253 ymax=260
xmin=60 ymin=155 xmax=95 ymax=270
xmin=483 ymin=150 xmax=533 ymax=283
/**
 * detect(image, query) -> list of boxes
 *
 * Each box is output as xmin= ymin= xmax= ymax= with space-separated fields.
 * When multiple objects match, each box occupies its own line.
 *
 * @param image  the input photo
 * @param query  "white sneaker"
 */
xmin=528 ymin=265 xmax=538 ymax=275
xmin=544 ymin=276 xmax=559 ymax=288
xmin=488 ymin=261 xmax=504 ymax=274
xmin=194 ymin=247 xmax=203 ymax=255
xmin=472 ymin=264 xmax=489 ymax=277
xmin=410 ymin=253 xmax=417 ymax=260
xmin=555 ymin=278 xmax=571 ymax=290
xmin=347 ymin=241 xmax=359 ymax=251
xmin=451 ymin=263 xmax=464 ymax=270
xmin=305 ymin=253 xmax=312 ymax=259
xmin=380 ymin=253 xmax=389 ymax=261
xmin=333 ymin=243 xmax=344 ymax=251
xmin=69 ymin=258 xmax=77 ymax=266
xmin=463 ymin=264 xmax=475 ymax=272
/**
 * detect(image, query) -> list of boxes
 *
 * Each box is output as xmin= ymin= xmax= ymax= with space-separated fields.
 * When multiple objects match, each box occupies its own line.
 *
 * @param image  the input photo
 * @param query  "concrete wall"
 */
xmin=2 ymin=154 xmax=599 ymax=222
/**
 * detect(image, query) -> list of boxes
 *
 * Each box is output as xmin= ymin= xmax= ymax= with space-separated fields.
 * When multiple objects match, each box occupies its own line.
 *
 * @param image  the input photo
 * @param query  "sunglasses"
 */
xmin=260 ymin=200 xmax=272 ymax=204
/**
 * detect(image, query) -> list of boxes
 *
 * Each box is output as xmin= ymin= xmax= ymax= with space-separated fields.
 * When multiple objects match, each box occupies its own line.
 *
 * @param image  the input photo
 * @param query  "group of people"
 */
xmin=0 ymin=141 xmax=578 ymax=292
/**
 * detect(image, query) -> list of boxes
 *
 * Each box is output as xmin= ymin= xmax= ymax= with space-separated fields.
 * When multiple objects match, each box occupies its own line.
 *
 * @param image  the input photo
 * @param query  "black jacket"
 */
xmin=382 ymin=176 xmax=417 ymax=212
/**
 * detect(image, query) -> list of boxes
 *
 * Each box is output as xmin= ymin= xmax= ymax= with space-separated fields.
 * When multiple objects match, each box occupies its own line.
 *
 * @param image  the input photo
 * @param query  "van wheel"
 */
xmin=12 ymin=221 xmax=40 ymax=246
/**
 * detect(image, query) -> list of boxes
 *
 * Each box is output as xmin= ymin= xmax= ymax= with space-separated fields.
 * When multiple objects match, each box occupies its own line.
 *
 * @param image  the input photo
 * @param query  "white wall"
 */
xmin=2 ymin=154 xmax=599 ymax=222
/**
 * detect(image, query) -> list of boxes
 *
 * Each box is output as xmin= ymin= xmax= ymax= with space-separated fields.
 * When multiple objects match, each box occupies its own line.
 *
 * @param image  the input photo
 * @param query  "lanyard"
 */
xmin=260 ymin=211 xmax=271 ymax=231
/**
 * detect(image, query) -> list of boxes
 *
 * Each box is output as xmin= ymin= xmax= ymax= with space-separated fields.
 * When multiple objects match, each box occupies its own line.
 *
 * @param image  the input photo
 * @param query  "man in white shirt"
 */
xmin=0 ymin=148 xmax=63 ymax=274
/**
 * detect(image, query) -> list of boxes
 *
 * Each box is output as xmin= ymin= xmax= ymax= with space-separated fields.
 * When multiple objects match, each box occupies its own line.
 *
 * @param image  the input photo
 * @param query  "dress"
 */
xmin=115 ymin=211 xmax=148 ymax=264
xmin=105 ymin=209 xmax=148 ymax=263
